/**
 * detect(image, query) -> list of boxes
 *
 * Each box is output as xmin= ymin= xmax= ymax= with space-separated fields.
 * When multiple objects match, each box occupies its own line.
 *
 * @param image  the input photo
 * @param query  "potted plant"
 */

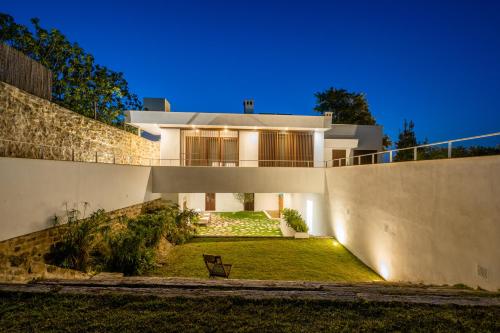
xmin=281 ymin=208 xmax=309 ymax=238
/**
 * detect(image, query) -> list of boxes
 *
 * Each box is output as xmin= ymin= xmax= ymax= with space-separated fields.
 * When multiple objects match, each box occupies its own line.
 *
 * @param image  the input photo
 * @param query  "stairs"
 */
xmin=197 ymin=212 xmax=211 ymax=226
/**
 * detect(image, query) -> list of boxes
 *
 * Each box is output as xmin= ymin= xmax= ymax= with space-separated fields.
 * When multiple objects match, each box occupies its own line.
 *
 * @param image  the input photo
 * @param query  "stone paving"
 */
xmin=197 ymin=212 xmax=282 ymax=237
xmin=1 ymin=277 xmax=499 ymax=306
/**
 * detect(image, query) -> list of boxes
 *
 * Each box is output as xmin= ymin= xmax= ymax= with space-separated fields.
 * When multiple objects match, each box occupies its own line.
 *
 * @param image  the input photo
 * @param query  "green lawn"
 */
xmin=197 ymin=211 xmax=282 ymax=237
xmin=152 ymin=237 xmax=381 ymax=282
xmin=1 ymin=292 xmax=498 ymax=332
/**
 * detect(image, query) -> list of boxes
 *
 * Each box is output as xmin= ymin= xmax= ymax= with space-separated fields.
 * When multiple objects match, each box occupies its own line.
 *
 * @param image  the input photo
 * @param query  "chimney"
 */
xmin=243 ymin=99 xmax=254 ymax=114
xmin=143 ymin=97 xmax=170 ymax=112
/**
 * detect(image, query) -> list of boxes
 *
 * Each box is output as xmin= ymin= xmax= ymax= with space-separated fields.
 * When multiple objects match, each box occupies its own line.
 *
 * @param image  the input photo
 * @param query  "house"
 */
xmin=125 ymin=98 xmax=383 ymax=215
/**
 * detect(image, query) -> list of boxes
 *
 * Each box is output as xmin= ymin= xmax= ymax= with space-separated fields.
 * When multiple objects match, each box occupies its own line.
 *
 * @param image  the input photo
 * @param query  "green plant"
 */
xmin=103 ymin=228 xmax=156 ymax=276
xmin=282 ymin=208 xmax=308 ymax=233
xmin=102 ymin=203 xmax=199 ymax=275
xmin=46 ymin=208 xmax=109 ymax=272
xmin=46 ymin=200 xmax=199 ymax=275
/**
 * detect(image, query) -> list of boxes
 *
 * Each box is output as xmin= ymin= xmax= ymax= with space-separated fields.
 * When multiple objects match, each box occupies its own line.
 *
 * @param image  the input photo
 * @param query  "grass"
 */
xmin=151 ymin=237 xmax=381 ymax=282
xmin=217 ymin=211 xmax=269 ymax=220
xmin=1 ymin=292 xmax=498 ymax=332
xmin=197 ymin=211 xmax=282 ymax=237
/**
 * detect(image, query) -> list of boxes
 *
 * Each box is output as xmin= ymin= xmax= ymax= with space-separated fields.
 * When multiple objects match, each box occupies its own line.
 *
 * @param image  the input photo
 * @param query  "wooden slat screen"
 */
xmin=258 ymin=131 xmax=314 ymax=167
xmin=0 ymin=44 xmax=52 ymax=100
xmin=181 ymin=129 xmax=239 ymax=166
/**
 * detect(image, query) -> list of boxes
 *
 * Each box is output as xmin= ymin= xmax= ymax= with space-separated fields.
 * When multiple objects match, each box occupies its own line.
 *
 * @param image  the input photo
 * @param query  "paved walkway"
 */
xmin=1 ymin=277 xmax=499 ymax=306
xmin=197 ymin=212 xmax=282 ymax=237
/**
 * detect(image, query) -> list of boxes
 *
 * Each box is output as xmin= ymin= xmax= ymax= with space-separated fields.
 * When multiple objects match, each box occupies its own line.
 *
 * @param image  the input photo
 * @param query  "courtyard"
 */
xmin=196 ymin=211 xmax=282 ymax=237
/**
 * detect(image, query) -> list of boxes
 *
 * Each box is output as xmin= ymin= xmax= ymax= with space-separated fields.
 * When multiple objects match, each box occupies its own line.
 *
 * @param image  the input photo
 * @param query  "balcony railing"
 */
xmin=1 ymin=132 xmax=498 ymax=168
xmin=324 ymin=132 xmax=500 ymax=168
xmin=0 ymin=138 xmax=318 ymax=167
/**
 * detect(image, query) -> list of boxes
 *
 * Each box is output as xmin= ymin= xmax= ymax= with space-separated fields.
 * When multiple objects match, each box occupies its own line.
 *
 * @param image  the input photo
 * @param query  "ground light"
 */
xmin=379 ymin=261 xmax=390 ymax=280
xmin=334 ymin=219 xmax=347 ymax=244
xmin=306 ymin=199 xmax=313 ymax=231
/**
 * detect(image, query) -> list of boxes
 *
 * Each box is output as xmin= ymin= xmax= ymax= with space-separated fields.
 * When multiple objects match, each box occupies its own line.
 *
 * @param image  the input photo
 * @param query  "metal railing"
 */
xmin=0 ymin=138 xmax=320 ymax=167
xmin=0 ymin=138 xmax=155 ymax=166
xmin=2 ymin=132 xmax=499 ymax=168
xmin=324 ymin=132 xmax=500 ymax=168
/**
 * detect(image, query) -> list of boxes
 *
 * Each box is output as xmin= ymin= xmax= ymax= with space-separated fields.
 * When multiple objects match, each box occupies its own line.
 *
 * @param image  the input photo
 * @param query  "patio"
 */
xmin=196 ymin=211 xmax=282 ymax=237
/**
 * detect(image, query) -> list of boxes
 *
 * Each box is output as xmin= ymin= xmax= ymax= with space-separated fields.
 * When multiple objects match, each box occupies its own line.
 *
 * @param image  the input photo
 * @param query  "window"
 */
xmin=258 ymin=130 xmax=314 ymax=167
xmin=181 ymin=129 xmax=239 ymax=166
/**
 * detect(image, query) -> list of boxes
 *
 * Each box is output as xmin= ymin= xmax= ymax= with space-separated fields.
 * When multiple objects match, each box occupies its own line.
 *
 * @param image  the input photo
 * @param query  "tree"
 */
xmin=233 ymin=193 xmax=254 ymax=204
xmin=314 ymin=87 xmax=391 ymax=148
xmin=0 ymin=13 xmax=141 ymax=129
xmin=314 ymin=87 xmax=376 ymax=125
xmin=394 ymin=119 xmax=419 ymax=161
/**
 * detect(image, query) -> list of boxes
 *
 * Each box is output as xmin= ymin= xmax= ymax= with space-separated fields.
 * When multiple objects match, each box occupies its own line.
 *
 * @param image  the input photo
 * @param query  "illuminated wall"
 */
xmin=324 ymin=155 xmax=500 ymax=290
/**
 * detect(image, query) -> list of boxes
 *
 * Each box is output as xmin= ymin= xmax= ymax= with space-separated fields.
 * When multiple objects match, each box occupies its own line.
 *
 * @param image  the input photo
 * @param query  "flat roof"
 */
xmin=125 ymin=111 xmax=332 ymax=135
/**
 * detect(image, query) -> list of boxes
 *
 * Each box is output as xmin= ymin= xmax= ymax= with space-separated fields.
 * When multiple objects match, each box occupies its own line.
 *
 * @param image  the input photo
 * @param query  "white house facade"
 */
xmin=125 ymin=99 xmax=383 ymax=230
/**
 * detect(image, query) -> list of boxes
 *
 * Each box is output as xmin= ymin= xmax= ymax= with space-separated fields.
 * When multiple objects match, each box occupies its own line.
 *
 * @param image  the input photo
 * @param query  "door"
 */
xmin=205 ymin=193 xmax=216 ymax=211
xmin=332 ymin=150 xmax=347 ymax=167
xmin=243 ymin=193 xmax=255 ymax=211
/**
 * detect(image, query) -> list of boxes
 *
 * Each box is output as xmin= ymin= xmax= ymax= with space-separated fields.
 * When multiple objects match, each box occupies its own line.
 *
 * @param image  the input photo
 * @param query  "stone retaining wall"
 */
xmin=0 ymin=81 xmax=159 ymax=164
xmin=0 ymin=199 xmax=164 ymax=283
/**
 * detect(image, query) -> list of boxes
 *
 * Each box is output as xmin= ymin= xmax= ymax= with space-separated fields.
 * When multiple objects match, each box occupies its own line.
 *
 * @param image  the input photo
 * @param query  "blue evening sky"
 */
xmin=2 ymin=0 xmax=499 ymax=143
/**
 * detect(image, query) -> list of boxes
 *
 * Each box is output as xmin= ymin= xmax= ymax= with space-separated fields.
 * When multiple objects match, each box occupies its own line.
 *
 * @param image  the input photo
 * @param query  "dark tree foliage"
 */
xmin=394 ymin=119 xmax=419 ymax=161
xmin=0 ymin=13 xmax=142 ymax=129
xmin=314 ymin=87 xmax=391 ymax=148
xmin=314 ymin=87 xmax=376 ymax=125
xmin=394 ymin=119 xmax=500 ymax=161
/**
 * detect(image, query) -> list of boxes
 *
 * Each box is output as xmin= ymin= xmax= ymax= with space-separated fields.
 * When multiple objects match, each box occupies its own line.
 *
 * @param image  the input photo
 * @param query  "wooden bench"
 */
xmin=203 ymin=254 xmax=232 ymax=278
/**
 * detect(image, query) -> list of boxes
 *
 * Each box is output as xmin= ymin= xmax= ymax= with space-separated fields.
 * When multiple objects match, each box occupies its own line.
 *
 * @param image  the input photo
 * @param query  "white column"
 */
xmin=313 ymin=131 xmax=325 ymax=167
xmin=160 ymin=128 xmax=180 ymax=166
xmin=239 ymin=131 xmax=259 ymax=167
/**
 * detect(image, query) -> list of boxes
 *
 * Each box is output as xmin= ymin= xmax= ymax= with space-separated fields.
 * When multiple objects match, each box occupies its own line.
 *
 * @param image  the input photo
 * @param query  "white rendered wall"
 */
xmin=153 ymin=167 xmax=324 ymax=193
xmin=324 ymin=156 xmax=500 ymax=291
xmin=160 ymin=128 xmax=180 ymax=166
xmin=254 ymin=193 xmax=279 ymax=211
xmin=313 ymin=131 xmax=325 ymax=167
xmin=283 ymin=193 xmax=330 ymax=236
xmin=179 ymin=193 xmax=205 ymax=211
xmin=216 ymin=193 xmax=243 ymax=211
xmin=0 ymin=158 xmax=160 ymax=241
xmin=179 ymin=192 xmax=279 ymax=212
xmin=239 ymin=131 xmax=259 ymax=167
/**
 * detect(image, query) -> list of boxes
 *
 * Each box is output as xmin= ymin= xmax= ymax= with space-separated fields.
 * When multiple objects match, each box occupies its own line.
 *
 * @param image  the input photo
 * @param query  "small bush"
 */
xmin=282 ymin=208 xmax=308 ymax=233
xmin=103 ymin=228 xmax=156 ymax=276
xmin=46 ymin=201 xmax=199 ymax=276
xmin=103 ymin=203 xmax=199 ymax=275
xmin=46 ymin=209 xmax=109 ymax=272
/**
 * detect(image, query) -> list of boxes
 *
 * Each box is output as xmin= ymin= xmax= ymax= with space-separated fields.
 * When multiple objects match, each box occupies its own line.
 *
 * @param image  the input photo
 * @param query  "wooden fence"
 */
xmin=0 ymin=43 xmax=52 ymax=100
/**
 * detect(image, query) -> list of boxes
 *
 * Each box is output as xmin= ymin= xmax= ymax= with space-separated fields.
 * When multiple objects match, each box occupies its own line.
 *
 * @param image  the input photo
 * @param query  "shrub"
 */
xmin=46 ymin=208 xmax=109 ymax=272
xmin=103 ymin=203 xmax=199 ymax=275
xmin=147 ymin=203 xmax=199 ymax=245
xmin=103 ymin=228 xmax=156 ymax=276
xmin=46 ymin=201 xmax=199 ymax=276
xmin=282 ymin=208 xmax=308 ymax=233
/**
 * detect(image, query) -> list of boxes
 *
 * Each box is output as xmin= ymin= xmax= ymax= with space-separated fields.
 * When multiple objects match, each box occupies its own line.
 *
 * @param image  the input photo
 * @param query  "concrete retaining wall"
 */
xmin=152 ymin=166 xmax=324 ymax=193
xmin=325 ymin=156 xmax=500 ymax=290
xmin=0 ymin=157 xmax=161 ymax=241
